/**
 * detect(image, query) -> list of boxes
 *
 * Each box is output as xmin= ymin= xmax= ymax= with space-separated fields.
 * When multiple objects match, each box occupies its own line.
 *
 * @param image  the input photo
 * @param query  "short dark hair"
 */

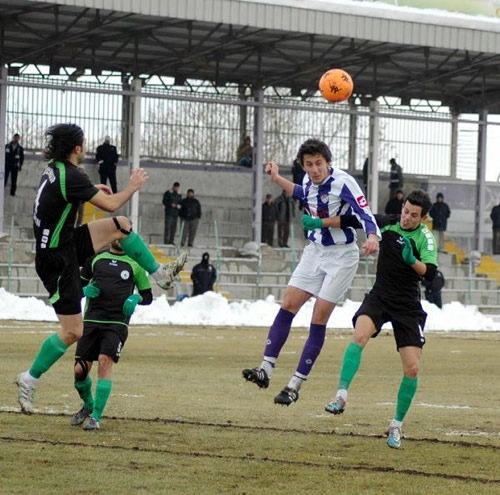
xmin=405 ymin=189 xmax=432 ymax=216
xmin=297 ymin=139 xmax=332 ymax=166
xmin=187 ymin=188 xmax=194 ymax=193
xmin=436 ymin=192 xmax=444 ymax=199
xmin=44 ymin=123 xmax=84 ymax=162
xmin=173 ymin=182 xmax=180 ymax=187
xmin=13 ymin=133 xmax=20 ymax=138
xmin=265 ymin=193 xmax=272 ymax=200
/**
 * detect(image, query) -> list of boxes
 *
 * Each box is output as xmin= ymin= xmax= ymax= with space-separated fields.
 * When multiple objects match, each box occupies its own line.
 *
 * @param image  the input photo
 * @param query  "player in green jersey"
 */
xmin=71 ymin=241 xmax=152 ymax=430
xmin=322 ymin=189 xmax=438 ymax=449
xmin=17 ymin=123 xmax=186 ymax=414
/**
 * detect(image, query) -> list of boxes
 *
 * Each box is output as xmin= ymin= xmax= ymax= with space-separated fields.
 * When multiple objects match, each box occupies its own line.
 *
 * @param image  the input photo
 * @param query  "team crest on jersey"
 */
xmin=320 ymin=193 xmax=329 ymax=204
xmin=121 ymin=270 xmax=130 ymax=280
xmin=356 ymin=195 xmax=368 ymax=208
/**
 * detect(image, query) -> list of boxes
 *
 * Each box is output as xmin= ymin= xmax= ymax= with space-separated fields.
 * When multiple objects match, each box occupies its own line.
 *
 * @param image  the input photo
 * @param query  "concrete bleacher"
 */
xmin=2 ymin=155 xmax=499 ymax=318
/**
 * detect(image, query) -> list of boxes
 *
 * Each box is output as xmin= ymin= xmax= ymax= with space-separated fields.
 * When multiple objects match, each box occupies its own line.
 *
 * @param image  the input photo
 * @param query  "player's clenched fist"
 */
xmin=265 ymin=161 xmax=279 ymax=181
xmin=129 ymin=168 xmax=148 ymax=191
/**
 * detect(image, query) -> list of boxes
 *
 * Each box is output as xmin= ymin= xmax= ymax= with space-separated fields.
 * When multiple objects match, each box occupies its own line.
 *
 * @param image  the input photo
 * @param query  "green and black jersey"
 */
xmin=82 ymin=251 xmax=152 ymax=327
xmin=372 ymin=214 xmax=438 ymax=302
xmin=33 ymin=160 xmax=99 ymax=251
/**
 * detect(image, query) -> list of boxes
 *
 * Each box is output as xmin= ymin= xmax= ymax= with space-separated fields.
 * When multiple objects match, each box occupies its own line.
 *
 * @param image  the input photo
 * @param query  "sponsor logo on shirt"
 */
xmin=356 ymin=195 xmax=368 ymax=208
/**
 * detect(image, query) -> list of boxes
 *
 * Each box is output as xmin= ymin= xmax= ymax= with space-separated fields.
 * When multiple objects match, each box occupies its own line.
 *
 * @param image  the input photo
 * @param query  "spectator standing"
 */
xmin=429 ymin=193 xmax=451 ymax=252
xmin=385 ymin=189 xmax=405 ymax=215
xmin=262 ymin=194 xmax=277 ymax=246
xmin=180 ymin=189 xmax=202 ymax=247
xmin=191 ymin=252 xmax=217 ymax=296
xmin=422 ymin=269 xmax=445 ymax=309
xmin=162 ymin=182 xmax=182 ymax=245
xmin=236 ymin=136 xmax=253 ymax=168
xmin=4 ymin=133 xmax=24 ymax=197
xmin=491 ymin=202 xmax=500 ymax=255
xmin=274 ymin=190 xmax=295 ymax=248
xmin=96 ymin=136 xmax=119 ymax=193
xmin=389 ymin=158 xmax=404 ymax=199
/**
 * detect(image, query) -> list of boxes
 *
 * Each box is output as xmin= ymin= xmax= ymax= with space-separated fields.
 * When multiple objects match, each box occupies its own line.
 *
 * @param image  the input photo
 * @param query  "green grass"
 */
xmin=1 ymin=321 xmax=500 ymax=494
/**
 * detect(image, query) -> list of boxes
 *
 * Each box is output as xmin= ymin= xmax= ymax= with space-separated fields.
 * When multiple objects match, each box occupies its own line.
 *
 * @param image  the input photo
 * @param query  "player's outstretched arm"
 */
xmin=265 ymin=161 xmax=295 ymax=196
xmin=90 ymin=168 xmax=148 ymax=213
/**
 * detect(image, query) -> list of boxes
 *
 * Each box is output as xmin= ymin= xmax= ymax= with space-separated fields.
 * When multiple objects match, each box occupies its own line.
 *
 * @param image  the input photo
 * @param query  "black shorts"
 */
xmin=75 ymin=323 xmax=128 ymax=363
xmin=353 ymin=292 xmax=427 ymax=349
xmin=35 ymin=225 xmax=95 ymax=315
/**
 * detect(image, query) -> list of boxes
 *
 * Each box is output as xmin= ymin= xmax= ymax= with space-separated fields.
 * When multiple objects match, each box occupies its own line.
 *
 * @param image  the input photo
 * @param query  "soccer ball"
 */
xmin=319 ymin=68 xmax=353 ymax=103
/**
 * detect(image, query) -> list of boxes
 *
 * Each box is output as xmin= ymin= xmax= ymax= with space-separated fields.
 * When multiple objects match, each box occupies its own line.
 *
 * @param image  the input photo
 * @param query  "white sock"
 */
xmin=260 ymin=357 xmax=275 ymax=378
xmin=336 ymin=389 xmax=348 ymax=401
xmin=288 ymin=373 xmax=306 ymax=391
xmin=24 ymin=371 xmax=39 ymax=386
xmin=150 ymin=266 xmax=162 ymax=281
xmin=390 ymin=419 xmax=403 ymax=429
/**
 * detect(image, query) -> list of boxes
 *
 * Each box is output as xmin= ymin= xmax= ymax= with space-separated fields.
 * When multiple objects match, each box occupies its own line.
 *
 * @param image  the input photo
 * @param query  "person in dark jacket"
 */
xmin=262 ymin=194 xmax=277 ymax=246
xmin=385 ymin=189 xmax=404 ymax=215
xmin=429 ymin=193 xmax=451 ymax=252
xmin=95 ymin=136 xmax=119 ymax=193
xmin=491 ymin=202 xmax=500 ymax=255
xmin=274 ymin=190 xmax=295 ymax=248
xmin=389 ymin=158 xmax=404 ymax=199
xmin=4 ymin=133 xmax=24 ymax=196
xmin=422 ymin=269 xmax=445 ymax=309
xmin=162 ymin=182 xmax=182 ymax=244
xmin=191 ymin=252 xmax=217 ymax=296
xmin=179 ymin=189 xmax=202 ymax=247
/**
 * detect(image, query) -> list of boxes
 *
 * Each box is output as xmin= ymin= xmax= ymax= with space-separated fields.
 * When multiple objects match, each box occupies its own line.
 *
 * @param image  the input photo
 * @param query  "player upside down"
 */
xmin=243 ymin=139 xmax=380 ymax=405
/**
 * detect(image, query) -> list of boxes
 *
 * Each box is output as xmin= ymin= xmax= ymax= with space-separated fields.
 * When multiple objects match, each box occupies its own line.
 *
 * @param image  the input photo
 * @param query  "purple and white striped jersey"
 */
xmin=293 ymin=167 xmax=380 ymax=246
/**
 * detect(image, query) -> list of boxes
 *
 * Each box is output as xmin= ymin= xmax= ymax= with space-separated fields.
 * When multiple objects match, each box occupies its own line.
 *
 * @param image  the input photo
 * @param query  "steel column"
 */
xmin=348 ymin=102 xmax=357 ymax=172
xmin=450 ymin=111 xmax=458 ymax=179
xmin=238 ymin=85 xmax=247 ymax=146
xmin=128 ymin=78 xmax=141 ymax=231
xmin=368 ymin=100 xmax=380 ymax=213
xmin=0 ymin=66 xmax=7 ymax=235
xmin=252 ymin=86 xmax=264 ymax=244
xmin=475 ymin=108 xmax=488 ymax=252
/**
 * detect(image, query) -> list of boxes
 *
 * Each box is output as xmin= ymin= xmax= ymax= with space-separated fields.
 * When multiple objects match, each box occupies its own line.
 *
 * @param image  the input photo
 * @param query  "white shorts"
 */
xmin=288 ymin=242 xmax=359 ymax=303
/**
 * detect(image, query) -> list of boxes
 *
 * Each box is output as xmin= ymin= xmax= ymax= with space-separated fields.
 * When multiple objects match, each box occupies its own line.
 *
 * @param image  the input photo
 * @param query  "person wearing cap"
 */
xmin=191 ymin=252 xmax=217 ymax=296
xmin=96 ymin=136 xmax=119 ymax=193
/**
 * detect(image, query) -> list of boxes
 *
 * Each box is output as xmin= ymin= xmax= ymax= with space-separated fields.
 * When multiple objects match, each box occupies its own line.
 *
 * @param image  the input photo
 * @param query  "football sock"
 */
xmin=29 ymin=334 xmax=69 ymax=379
xmin=119 ymin=232 xmax=160 ymax=274
xmin=296 ymin=323 xmax=326 ymax=376
xmin=263 ymin=308 xmax=295 ymax=359
xmin=288 ymin=372 xmax=307 ymax=391
xmin=260 ymin=358 xmax=275 ymax=378
xmin=92 ymin=379 xmax=112 ymax=422
xmin=75 ymin=376 xmax=94 ymax=412
xmin=395 ymin=376 xmax=418 ymax=422
xmin=338 ymin=342 xmax=364 ymax=390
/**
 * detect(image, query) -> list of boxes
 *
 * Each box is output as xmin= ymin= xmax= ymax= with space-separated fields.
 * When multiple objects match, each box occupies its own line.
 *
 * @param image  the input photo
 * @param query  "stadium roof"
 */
xmin=3 ymin=0 xmax=500 ymax=111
